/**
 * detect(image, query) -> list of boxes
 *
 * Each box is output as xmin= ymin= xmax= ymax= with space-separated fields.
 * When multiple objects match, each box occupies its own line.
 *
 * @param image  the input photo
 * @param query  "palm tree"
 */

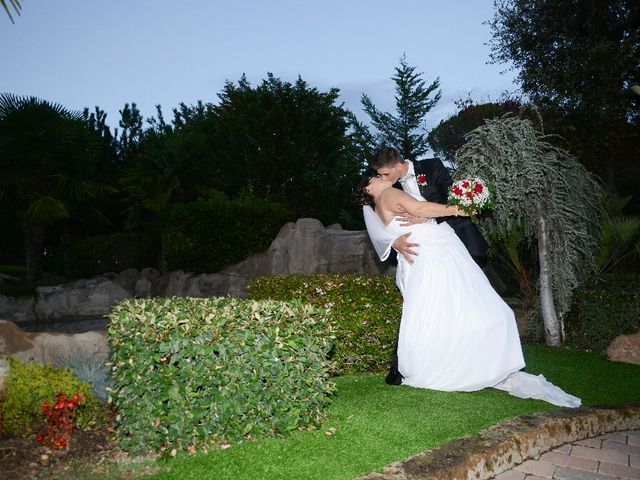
xmin=2 ymin=0 xmax=21 ymax=23
xmin=0 ymin=93 xmax=104 ymax=281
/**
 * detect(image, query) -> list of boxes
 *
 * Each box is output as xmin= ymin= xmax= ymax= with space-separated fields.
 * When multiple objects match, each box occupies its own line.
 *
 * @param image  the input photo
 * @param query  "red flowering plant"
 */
xmin=35 ymin=392 xmax=84 ymax=450
xmin=448 ymin=177 xmax=495 ymax=221
xmin=416 ymin=174 xmax=428 ymax=186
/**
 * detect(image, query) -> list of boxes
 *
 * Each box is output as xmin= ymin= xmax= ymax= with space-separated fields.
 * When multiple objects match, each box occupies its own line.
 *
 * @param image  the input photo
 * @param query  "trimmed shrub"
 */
xmin=248 ymin=274 xmax=402 ymax=374
xmin=107 ymin=297 xmax=335 ymax=455
xmin=0 ymin=358 xmax=102 ymax=437
xmin=162 ymin=193 xmax=292 ymax=273
xmin=564 ymin=273 xmax=640 ymax=354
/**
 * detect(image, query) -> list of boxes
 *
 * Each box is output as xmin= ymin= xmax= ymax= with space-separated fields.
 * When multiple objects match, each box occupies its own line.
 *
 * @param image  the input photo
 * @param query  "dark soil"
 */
xmin=0 ymin=420 xmax=162 ymax=480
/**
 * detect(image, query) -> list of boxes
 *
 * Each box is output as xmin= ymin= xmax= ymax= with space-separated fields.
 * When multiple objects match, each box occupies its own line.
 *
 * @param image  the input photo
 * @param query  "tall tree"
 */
xmin=427 ymin=99 xmax=523 ymax=162
xmin=0 ymin=94 xmax=104 ymax=281
xmin=211 ymin=74 xmax=363 ymax=224
xmin=361 ymin=54 xmax=441 ymax=160
xmin=488 ymin=0 xmax=640 ymax=186
xmin=455 ymin=115 xmax=604 ymax=345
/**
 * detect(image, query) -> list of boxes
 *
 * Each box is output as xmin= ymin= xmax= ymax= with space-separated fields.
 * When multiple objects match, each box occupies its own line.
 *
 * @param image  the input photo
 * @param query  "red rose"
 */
xmin=417 ymin=174 xmax=427 ymax=185
xmin=465 ymin=191 xmax=473 ymax=199
xmin=453 ymin=185 xmax=463 ymax=196
xmin=473 ymin=183 xmax=483 ymax=193
xmin=462 ymin=181 xmax=470 ymax=188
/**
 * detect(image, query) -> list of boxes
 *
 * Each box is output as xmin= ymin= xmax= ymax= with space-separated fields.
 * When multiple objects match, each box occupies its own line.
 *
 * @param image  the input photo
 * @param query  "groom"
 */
xmin=370 ymin=146 xmax=488 ymax=385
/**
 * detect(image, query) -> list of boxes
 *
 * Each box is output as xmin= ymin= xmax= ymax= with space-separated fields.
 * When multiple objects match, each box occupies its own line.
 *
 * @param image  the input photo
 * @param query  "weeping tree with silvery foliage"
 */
xmin=454 ymin=115 xmax=604 ymax=346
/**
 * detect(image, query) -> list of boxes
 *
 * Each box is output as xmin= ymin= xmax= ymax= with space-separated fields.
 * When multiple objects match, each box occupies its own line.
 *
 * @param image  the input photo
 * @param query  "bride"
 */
xmin=355 ymin=176 xmax=581 ymax=407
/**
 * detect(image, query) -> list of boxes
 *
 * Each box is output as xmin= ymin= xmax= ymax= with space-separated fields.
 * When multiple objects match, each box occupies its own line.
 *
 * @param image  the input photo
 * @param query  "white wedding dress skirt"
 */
xmin=387 ymin=217 xmax=580 ymax=407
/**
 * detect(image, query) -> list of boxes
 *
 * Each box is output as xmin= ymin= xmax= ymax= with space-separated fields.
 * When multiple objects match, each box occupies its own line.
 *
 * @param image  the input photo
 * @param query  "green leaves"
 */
xmin=22 ymin=194 xmax=69 ymax=224
xmin=248 ymin=274 xmax=402 ymax=374
xmin=361 ymin=54 xmax=441 ymax=160
xmin=107 ymin=297 xmax=335 ymax=455
xmin=162 ymin=193 xmax=292 ymax=273
xmin=1 ymin=358 xmax=102 ymax=437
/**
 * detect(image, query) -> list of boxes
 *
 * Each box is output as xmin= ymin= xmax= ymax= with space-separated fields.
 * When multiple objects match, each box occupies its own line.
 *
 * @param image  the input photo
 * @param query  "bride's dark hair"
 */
xmin=353 ymin=177 xmax=375 ymax=208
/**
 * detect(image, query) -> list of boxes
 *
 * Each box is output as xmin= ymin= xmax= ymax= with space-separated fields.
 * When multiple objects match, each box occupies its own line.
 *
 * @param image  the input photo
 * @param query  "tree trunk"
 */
xmin=537 ymin=214 xmax=562 ymax=346
xmin=22 ymin=220 xmax=46 ymax=283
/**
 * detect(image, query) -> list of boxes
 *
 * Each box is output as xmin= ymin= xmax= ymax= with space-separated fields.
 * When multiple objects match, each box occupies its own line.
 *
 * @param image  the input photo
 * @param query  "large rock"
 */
xmin=34 ymin=278 xmax=129 ymax=319
xmin=0 ymin=294 xmax=37 ymax=322
xmin=0 ymin=218 xmax=390 ymax=320
xmin=606 ymin=331 xmax=640 ymax=366
xmin=114 ymin=268 xmax=142 ymax=293
xmin=0 ymin=319 xmax=110 ymax=366
xmin=256 ymin=218 xmax=389 ymax=276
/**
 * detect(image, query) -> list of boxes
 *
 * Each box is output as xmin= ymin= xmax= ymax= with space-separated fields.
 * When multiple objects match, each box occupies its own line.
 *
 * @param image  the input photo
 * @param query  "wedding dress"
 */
xmin=363 ymin=205 xmax=581 ymax=408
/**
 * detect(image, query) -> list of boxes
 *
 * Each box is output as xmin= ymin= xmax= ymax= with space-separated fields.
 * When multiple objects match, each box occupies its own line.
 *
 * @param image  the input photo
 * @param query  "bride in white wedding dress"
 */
xmin=356 ymin=176 xmax=581 ymax=407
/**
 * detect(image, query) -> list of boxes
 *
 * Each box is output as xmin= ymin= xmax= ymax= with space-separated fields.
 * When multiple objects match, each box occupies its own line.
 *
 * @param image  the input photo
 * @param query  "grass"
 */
xmin=100 ymin=345 xmax=640 ymax=480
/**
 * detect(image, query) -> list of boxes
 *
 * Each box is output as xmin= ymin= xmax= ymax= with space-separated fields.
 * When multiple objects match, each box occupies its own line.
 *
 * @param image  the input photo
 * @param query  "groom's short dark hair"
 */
xmin=372 ymin=146 xmax=405 ymax=169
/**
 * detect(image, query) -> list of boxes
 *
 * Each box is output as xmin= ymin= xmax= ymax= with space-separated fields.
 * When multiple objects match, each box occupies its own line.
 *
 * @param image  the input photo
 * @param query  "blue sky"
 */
xmin=1 ymin=1 xmax=518 ymax=131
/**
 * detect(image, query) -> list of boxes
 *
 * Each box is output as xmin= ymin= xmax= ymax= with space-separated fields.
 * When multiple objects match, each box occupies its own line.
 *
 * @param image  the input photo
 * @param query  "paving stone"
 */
xmin=629 ymin=436 xmax=640 ymax=447
xmin=601 ymin=432 xmax=629 ymax=444
xmin=603 ymin=439 xmax=640 ymax=456
xmin=575 ymin=438 xmax=602 ymax=449
xmin=571 ymin=444 xmax=629 ymax=465
xmin=598 ymin=461 xmax=640 ymax=480
xmin=630 ymin=454 xmax=640 ymax=468
xmin=539 ymin=452 xmax=598 ymax=472
xmin=525 ymin=476 xmax=548 ymax=480
xmin=554 ymin=445 xmax=573 ymax=455
xmin=553 ymin=466 xmax=616 ymax=480
xmin=494 ymin=470 xmax=527 ymax=480
xmin=514 ymin=460 xmax=555 ymax=478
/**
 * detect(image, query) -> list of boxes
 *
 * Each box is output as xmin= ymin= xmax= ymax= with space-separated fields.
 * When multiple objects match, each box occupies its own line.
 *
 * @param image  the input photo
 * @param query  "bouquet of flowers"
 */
xmin=448 ymin=177 xmax=495 ymax=219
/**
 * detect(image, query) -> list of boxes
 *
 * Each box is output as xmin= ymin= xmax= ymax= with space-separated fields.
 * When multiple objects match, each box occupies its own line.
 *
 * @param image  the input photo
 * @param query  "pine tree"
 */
xmin=454 ymin=115 xmax=604 ymax=345
xmin=361 ymin=54 xmax=441 ymax=160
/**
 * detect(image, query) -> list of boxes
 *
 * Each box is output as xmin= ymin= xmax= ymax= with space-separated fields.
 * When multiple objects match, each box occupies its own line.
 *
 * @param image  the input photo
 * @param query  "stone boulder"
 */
xmin=606 ymin=331 xmax=640 ymax=366
xmin=0 ymin=218 xmax=390 ymax=321
xmin=34 ymin=278 xmax=129 ymax=319
xmin=0 ymin=294 xmax=36 ymax=323
xmin=255 ymin=218 xmax=390 ymax=276
xmin=0 ymin=319 xmax=109 ymax=366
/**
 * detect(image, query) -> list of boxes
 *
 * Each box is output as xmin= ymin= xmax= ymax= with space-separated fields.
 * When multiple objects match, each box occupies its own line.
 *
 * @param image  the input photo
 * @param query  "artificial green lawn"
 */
xmin=116 ymin=345 xmax=639 ymax=480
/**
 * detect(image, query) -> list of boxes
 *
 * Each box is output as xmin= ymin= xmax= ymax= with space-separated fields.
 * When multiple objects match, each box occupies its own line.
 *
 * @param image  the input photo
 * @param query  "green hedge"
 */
xmin=564 ymin=273 xmax=640 ymax=354
xmin=248 ymin=274 xmax=402 ymax=374
xmin=107 ymin=297 xmax=335 ymax=455
xmin=163 ymin=193 xmax=292 ymax=273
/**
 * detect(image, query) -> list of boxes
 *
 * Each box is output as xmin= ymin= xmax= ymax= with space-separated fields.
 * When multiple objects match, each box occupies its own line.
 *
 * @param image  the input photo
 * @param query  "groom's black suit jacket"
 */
xmin=395 ymin=158 xmax=488 ymax=259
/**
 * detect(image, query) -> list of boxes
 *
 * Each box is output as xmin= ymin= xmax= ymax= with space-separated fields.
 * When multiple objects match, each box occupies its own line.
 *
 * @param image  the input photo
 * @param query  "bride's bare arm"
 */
xmin=383 ymin=188 xmax=468 ymax=218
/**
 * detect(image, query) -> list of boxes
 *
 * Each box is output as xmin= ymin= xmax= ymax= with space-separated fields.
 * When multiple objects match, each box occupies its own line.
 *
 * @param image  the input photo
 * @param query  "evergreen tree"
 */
xmin=427 ymin=99 xmax=523 ymax=162
xmin=454 ymin=115 xmax=604 ymax=345
xmin=211 ymin=73 xmax=363 ymax=224
xmin=488 ymin=0 xmax=640 ymax=188
xmin=361 ymin=54 xmax=441 ymax=160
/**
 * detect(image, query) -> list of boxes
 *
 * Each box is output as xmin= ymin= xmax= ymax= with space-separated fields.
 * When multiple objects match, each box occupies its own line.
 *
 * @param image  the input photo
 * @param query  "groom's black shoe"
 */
xmin=385 ymin=367 xmax=403 ymax=386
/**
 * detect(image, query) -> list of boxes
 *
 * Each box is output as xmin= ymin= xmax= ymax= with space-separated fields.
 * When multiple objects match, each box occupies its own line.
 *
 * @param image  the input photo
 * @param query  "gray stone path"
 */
xmin=495 ymin=430 xmax=640 ymax=480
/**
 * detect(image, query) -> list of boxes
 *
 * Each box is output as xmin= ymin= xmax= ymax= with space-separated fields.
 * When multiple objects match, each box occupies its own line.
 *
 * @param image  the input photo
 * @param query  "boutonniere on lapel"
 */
xmin=416 ymin=174 xmax=427 ymax=186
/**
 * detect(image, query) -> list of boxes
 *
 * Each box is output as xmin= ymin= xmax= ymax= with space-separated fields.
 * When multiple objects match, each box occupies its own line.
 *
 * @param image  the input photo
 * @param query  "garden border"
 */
xmin=361 ymin=402 xmax=640 ymax=480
